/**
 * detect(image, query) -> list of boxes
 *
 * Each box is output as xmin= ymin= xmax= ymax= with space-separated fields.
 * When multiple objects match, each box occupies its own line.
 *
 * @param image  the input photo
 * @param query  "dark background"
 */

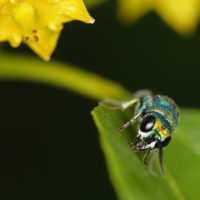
xmin=1 ymin=1 xmax=200 ymax=199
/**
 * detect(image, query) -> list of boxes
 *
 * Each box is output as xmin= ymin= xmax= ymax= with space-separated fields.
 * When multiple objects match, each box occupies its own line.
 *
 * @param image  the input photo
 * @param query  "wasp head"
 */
xmin=130 ymin=115 xmax=171 ymax=152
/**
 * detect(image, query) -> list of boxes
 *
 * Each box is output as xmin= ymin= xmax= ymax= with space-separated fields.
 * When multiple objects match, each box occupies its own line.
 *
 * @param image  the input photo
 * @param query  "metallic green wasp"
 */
xmin=100 ymin=90 xmax=179 ymax=176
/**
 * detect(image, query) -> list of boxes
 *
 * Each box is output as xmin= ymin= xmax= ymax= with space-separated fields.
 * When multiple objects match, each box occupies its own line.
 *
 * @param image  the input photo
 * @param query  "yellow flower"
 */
xmin=0 ymin=0 xmax=94 ymax=60
xmin=118 ymin=0 xmax=200 ymax=36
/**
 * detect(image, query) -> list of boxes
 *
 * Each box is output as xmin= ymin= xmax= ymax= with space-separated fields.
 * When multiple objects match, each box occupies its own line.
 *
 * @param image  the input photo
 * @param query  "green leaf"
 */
xmin=0 ymin=52 xmax=199 ymax=200
xmin=92 ymin=106 xmax=200 ymax=200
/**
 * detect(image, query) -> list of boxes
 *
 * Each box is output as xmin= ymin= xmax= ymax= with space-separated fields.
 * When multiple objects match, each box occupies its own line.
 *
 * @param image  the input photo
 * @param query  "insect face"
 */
xmin=132 ymin=114 xmax=172 ymax=152
xmin=132 ymin=115 xmax=157 ymax=151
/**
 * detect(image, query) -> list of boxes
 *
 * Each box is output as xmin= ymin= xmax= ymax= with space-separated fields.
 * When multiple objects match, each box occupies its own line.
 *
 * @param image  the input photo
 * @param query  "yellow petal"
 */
xmin=0 ymin=0 xmax=94 ymax=60
xmin=0 ymin=15 xmax=22 ymax=47
xmin=153 ymin=0 xmax=200 ymax=35
xmin=27 ymin=28 xmax=61 ymax=61
xmin=118 ymin=0 xmax=200 ymax=35
xmin=118 ymin=0 xmax=151 ymax=24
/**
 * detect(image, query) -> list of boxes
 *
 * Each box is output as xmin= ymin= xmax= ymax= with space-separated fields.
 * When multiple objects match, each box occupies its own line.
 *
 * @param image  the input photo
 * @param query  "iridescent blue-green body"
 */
xmin=135 ymin=95 xmax=179 ymax=140
xmin=100 ymin=90 xmax=179 ymax=176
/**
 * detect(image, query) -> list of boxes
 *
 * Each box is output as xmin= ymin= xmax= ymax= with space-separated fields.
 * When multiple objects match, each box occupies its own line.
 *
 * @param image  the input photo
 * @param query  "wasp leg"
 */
xmin=119 ymin=120 xmax=134 ymax=131
xmin=119 ymin=111 xmax=142 ymax=131
xmin=128 ymin=142 xmax=134 ymax=146
xmin=132 ymin=90 xmax=153 ymax=98
xmin=148 ymin=150 xmax=158 ymax=177
xmin=99 ymin=101 xmax=123 ymax=110
xmin=143 ymin=149 xmax=151 ymax=166
xmin=158 ymin=145 xmax=165 ymax=177
xmin=99 ymin=98 xmax=139 ymax=110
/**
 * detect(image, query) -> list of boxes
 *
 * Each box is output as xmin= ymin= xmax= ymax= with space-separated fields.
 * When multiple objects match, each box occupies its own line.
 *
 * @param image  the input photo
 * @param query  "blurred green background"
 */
xmin=1 ymin=0 xmax=200 ymax=199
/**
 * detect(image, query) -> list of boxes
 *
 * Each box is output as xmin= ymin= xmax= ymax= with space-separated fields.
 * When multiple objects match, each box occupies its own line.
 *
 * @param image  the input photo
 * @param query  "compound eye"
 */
xmin=140 ymin=115 xmax=156 ymax=132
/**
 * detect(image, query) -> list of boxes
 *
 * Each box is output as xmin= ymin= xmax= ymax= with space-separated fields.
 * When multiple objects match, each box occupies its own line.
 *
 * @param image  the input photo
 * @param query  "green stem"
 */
xmin=0 ymin=53 xmax=130 ymax=100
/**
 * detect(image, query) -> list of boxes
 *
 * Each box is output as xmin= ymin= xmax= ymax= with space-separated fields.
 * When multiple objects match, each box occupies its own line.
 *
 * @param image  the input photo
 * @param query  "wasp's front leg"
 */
xmin=99 ymin=97 xmax=139 ymax=110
